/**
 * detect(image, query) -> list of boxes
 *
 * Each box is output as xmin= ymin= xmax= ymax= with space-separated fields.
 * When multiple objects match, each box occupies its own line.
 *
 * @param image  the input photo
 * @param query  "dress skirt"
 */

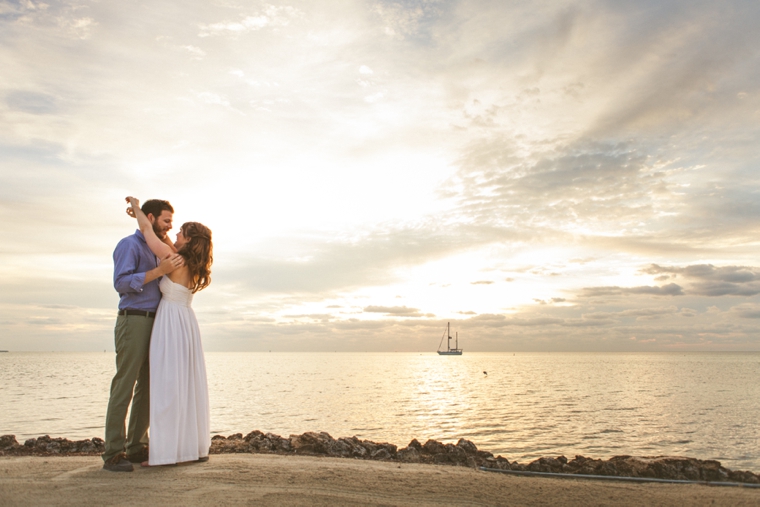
xmin=149 ymin=277 xmax=210 ymax=465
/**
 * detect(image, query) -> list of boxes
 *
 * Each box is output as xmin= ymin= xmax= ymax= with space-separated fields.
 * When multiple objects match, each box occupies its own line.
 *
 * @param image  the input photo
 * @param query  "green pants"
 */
xmin=102 ymin=314 xmax=153 ymax=462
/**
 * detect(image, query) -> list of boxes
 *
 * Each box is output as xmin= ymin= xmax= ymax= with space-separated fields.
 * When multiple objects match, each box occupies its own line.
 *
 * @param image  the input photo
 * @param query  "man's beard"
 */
xmin=152 ymin=222 xmax=165 ymax=239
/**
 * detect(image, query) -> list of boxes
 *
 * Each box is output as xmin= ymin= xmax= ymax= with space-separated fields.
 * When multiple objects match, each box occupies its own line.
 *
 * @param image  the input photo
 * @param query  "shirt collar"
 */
xmin=135 ymin=229 xmax=147 ymax=243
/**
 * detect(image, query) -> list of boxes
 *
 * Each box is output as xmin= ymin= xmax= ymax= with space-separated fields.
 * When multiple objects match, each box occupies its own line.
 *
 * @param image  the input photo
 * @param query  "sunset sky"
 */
xmin=2 ymin=0 xmax=759 ymax=352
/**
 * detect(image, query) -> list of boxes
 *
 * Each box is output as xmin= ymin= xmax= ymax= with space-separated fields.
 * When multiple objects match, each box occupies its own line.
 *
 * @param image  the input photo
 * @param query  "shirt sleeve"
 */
xmin=113 ymin=239 xmax=147 ymax=294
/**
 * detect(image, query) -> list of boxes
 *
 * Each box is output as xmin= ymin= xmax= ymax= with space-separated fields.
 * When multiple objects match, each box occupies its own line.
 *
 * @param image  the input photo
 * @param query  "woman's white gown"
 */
xmin=149 ymin=276 xmax=210 ymax=465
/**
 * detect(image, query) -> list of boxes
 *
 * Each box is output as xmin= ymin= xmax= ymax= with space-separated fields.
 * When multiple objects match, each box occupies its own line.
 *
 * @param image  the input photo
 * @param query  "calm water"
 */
xmin=1 ymin=352 xmax=758 ymax=470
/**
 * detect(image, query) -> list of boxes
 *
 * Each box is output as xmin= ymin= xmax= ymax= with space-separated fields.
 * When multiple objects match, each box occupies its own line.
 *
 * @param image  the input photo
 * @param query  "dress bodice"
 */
xmin=159 ymin=276 xmax=194 ymax=307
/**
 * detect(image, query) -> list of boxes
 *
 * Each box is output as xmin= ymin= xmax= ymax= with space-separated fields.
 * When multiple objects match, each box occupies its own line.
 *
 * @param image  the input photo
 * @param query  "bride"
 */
xmin=126 ymin=196 xmax=213 ymax=466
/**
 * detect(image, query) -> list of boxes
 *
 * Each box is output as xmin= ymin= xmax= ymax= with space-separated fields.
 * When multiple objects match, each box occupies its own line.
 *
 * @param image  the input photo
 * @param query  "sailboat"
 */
xmin=437 ymin=322 xmax=463 ymax=355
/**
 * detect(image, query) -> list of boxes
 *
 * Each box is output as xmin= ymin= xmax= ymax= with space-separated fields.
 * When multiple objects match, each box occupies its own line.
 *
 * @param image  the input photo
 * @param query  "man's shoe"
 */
xmin=126 ymin=447 xmax=149 ymax=463
xmin=103 ymin=453 xmax=134 ymax=472
xmin=196 ymin=456 xmax=209 ymax=463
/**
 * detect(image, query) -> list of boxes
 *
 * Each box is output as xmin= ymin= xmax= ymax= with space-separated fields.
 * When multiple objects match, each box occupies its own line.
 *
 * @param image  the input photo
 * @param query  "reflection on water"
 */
xmin=1 ymin=352 xmax=758 ymax=470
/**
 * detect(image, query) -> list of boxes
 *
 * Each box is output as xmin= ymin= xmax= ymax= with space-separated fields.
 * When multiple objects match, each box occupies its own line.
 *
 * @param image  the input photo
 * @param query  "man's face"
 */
xmin=150 ymin=210 xmax=173 ymax=239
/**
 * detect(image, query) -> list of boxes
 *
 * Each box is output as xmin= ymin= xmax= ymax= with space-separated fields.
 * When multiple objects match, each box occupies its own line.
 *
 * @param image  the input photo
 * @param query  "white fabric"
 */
xmin=148 ymin=276 xmax=210 ymax=465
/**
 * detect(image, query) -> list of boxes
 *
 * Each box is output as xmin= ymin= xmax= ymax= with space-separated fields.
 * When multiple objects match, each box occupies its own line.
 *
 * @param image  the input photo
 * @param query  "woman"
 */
xmin=126 ymin=196 xmax=213 ymax=466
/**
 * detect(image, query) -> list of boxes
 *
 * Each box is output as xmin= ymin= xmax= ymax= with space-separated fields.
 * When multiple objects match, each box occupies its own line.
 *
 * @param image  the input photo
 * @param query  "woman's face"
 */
xmin=174 ymin=228 xmax=190 ymax=250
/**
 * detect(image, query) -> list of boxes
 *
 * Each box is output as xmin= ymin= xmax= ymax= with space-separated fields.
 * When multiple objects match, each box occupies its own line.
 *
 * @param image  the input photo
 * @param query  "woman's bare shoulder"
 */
xmin=167 ymin=266 xmax=194 ymax=289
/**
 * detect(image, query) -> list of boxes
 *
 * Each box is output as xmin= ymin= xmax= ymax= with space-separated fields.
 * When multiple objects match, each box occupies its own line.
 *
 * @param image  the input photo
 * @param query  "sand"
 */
xmin=1 ymin=454 xmax=758 ymax=506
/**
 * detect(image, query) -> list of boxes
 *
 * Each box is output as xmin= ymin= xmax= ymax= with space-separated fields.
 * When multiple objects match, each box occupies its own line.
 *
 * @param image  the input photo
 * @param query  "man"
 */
xmin=102 ymin=199 xmax=184 ymax=472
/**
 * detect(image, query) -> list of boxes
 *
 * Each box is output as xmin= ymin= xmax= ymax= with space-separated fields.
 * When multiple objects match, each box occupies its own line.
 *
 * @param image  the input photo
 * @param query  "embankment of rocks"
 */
xmin=1 ymin=432 xmax=758 ymax=484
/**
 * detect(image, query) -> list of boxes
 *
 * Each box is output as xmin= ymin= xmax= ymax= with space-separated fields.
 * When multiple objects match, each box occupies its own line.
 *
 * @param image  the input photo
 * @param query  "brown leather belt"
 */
xmin=118 ymin=309 xmax=156 ymax=318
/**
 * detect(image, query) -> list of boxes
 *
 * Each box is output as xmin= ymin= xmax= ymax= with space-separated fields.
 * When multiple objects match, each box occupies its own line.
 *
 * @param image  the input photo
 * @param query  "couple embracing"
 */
xmin=102 ymin=197 xmax=213 ymax=471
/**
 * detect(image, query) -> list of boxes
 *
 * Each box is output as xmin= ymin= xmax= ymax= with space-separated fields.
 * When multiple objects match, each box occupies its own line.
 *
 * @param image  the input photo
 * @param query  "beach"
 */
xmin=1 ymin=454 xmax=759 ymax=506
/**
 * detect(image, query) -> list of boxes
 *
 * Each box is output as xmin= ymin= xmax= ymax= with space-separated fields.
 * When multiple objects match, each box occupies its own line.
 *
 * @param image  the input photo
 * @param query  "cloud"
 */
xmin=218 ymin=220 xmax=510 ymax=294
xmin=730 ymin=304 xmax=760 ymax=319
xmin=642 ymin=264 xmax=760 ymax=297
xmin=198 ymin=5 xmax=302 ymax=37
xmin=2 ymin=0 xmax=760 ymax=351
xmin=580 ymin=283 xmax=684 ymax=298
xmin=6 ymin=91 xmax=58 ymax=114
xmin=363 ymin=306 xmax=432 ymax=318
xmin=372 ymin=0 xmax=443 ymax=40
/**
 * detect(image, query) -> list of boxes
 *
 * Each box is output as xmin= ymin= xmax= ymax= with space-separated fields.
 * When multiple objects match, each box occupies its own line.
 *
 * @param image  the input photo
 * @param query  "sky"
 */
xmin=1 ymin=0 xmax=760 ymax=352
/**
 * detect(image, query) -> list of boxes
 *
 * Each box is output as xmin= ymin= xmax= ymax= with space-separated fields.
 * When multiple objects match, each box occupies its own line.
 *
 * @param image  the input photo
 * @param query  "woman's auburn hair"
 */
xmin=178 ymin=221 xmax=213 ymax=293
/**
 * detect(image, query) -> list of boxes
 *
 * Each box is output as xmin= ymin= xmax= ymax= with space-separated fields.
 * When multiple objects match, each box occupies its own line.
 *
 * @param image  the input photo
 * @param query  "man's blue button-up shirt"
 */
xmin=113 ymin=230 xmax=161 ymax=311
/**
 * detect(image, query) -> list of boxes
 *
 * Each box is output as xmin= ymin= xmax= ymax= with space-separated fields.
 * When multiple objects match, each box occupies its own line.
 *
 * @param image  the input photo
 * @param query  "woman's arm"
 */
xmin=126 ymin=196 xmax=176 ymax=260
xmin=160 ymin=233 xmax=178 ymax=252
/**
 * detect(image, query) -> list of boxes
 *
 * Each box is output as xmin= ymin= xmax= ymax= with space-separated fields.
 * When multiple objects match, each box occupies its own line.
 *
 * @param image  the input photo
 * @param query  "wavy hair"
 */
xmin=178 ymin=221 xmax=213 ymax=293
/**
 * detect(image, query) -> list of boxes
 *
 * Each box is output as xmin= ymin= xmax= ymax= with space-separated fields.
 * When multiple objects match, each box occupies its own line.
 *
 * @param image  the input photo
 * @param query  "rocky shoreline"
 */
xmin=2 ymin=432 xmax=758 ymax=484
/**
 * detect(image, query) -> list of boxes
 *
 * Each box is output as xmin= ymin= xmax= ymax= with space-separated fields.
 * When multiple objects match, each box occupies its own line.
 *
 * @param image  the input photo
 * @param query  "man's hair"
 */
xmin=141 ymin=199 xmax=174 ymax=219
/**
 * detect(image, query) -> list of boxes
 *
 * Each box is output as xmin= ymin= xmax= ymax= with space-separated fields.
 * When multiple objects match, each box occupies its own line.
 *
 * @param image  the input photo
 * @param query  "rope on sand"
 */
xmin=479 ymin=467 xmax=760 ymax=488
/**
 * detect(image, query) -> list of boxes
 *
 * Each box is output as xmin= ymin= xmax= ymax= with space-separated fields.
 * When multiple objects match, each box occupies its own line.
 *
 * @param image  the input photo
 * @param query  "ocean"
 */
xmin=1 ymin=351 xmax=758 ymax=470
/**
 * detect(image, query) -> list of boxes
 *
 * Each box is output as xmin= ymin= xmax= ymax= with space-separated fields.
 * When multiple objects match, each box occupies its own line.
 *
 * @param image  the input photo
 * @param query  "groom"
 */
xmin=102 ymin=199 xmax=184 ymax=472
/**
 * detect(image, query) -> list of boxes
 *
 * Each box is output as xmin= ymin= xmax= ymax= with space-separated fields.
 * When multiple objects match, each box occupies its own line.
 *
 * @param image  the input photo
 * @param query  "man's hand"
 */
xmin=157 ymin=254 xmax=185 ymax=275
xmin=143 ymin=254 xmax=184 ymax=285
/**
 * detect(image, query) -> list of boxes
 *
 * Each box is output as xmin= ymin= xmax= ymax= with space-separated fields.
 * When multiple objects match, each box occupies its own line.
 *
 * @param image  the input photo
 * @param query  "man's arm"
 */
xmin=113 ymin=239 xmax=183 ymax=293
xmin=143 ymin=255 xmax=184 ymax=285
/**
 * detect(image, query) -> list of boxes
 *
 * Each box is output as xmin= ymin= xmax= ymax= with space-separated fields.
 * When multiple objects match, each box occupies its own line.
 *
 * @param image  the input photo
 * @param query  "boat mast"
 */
xmin=455 ymin=332 xmax=458 ymax=350
xmin=447 ymin=322 xmax=451 ymax=351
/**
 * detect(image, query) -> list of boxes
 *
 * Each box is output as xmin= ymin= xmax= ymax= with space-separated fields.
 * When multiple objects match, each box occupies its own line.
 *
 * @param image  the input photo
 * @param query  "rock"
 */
xmin=433 ymin=452 xmax=450 ymax=464
xmin=278 ymin=439 xmax=292 ymax=452
xmin=337 ymin=437 xmax=368 ymax=458
xmin=250 ymin=436 xmax=274 ymax=452
xmin=377 ymin=442 xmax=397 ymax=456
xmin=397 ymin=447 xmax=420 ymax=463
xmin=456 ymin=438 xmax=478 ymax=455
xmin=539 ymin=457 xmax=562 ymax=470
xmin=360 ymin=440 xmax=377 ymax=454
xmin=596 ymin=461 xmax=619 ymax=476
xmin=445 ymin=444 xmax=467 ymax=463
xmin=371 ymin=448 xmax=391 ymax=460
xmin=729 ymin=470 xmax=760 ymax=484
xmin=407 ymin=439 xmax=422 ymax=451
xmin=476 ymin=450 xmax=494 ymax=460
xmin=422 ymin=439 xmax=446 ymax=455
xmin=78 ymin=441 xmax=95 ymax=453
xmin=327 ymin=439 xmax=353 ymax=457
xmin=0 ymin=435 xmax=18 ymax=450
xmin=3 ymin=430 xmax=759 ymax=484
xmin=528 ymin=460 xmax=552 ymax=473
xmin=244 ymin=430 xmax=264 ymax=441
xmin=289 ymin=431 xmax=334 ymax=455
xmin=700 ymin=460 xmax=729 ymax=482
xmin=245 ymin=432 xmax=292 ymax=454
